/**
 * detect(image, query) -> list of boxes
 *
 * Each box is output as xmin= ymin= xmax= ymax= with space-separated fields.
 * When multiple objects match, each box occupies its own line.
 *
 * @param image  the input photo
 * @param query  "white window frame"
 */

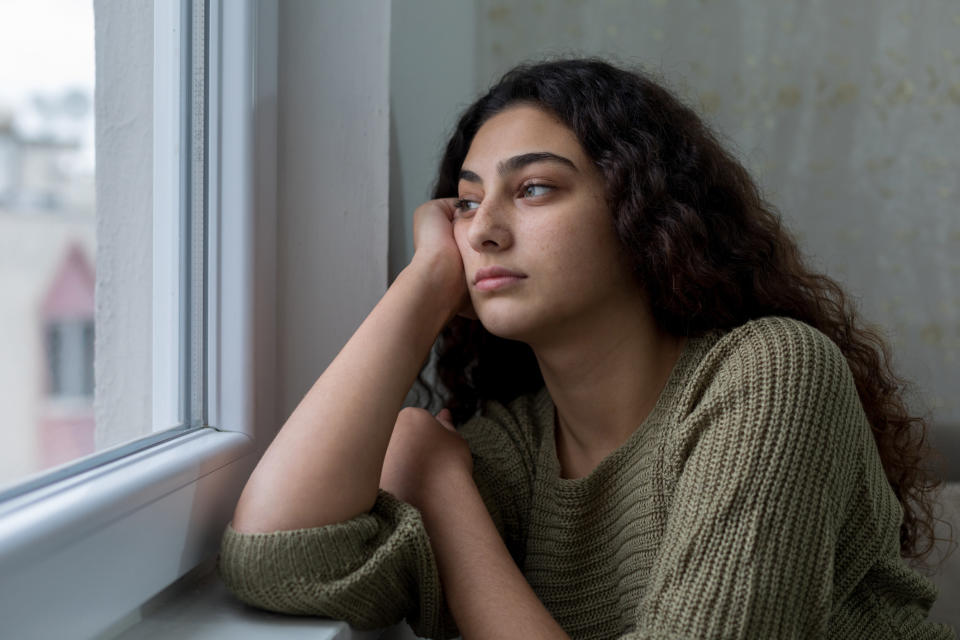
xmin=0 ymin=1 xmax=277 ymax=637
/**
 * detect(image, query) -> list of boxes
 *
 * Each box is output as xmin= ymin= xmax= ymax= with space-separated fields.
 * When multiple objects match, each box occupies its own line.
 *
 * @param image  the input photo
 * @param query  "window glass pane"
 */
xmin=0 ymin=0 xmax=169 ymax=494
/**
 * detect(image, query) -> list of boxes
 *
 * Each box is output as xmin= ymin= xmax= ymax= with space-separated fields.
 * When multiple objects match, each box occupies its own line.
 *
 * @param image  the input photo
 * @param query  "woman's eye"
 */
xmin=521 ymin=184 xmax=552 ymax=198
xmin=454 ymin=198 xmax=480 ymax=213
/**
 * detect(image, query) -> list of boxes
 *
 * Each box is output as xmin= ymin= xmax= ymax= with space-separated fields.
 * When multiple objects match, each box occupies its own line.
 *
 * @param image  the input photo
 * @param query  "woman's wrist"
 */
xmin=418 ymin=462 xmax=477 ymax=522
xmin=418 ymin=464 xmax=570 ymax=640
xmin=405 ymin=250 xmax=467 ymax=321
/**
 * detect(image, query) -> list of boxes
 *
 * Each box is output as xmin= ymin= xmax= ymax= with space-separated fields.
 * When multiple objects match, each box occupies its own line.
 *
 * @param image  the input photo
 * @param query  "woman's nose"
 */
xmin=467 ymin=201 xmax=513 ymax=253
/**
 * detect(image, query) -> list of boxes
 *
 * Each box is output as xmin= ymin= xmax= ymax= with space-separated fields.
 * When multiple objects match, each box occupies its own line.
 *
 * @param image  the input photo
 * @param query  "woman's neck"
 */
xmin=531 ymin=302 xmax=685 ymax=478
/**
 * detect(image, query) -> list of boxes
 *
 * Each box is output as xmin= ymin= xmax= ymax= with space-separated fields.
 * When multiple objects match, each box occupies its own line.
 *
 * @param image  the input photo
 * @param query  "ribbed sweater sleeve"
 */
xmin=217 ymin=395 xmax=539 ymax=639
xmin=218 ymin=490 xmax=458 ymax=637
xmin=628 ymin=317 xmax=878 ymax=639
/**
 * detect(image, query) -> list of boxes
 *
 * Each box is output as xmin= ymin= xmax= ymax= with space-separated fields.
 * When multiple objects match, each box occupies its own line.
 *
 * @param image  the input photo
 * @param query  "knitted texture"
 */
xmin=218 ymin=317 xmax=954 ymax=639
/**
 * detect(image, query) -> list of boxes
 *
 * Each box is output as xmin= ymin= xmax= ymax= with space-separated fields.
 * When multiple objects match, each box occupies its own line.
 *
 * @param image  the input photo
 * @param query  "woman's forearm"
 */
xmin=422 ymin=472 xmax=571 ymax=640
xmin=231 ymin=257 xmax=459 ymax=533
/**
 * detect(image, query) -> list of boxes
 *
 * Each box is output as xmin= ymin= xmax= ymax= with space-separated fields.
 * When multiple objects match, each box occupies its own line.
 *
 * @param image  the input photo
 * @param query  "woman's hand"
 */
xmin=410 ymin=198 xmax=476 ymax=320
xmin=380 ymin=407 xmax=473 ymax=512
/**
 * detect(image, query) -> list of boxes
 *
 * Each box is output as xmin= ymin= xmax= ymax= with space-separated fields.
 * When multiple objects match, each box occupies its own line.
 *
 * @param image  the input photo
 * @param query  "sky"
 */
xmin=0 ymin=0 xmax=95 ymax=108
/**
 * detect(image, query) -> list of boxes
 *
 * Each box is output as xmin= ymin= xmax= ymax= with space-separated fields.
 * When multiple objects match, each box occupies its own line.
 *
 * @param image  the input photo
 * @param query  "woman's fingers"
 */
xmin=410 ymin=199 xmax=469 ymax=314
xmin=412 ymin=198 xmax=460 ymax=252
xmin=435 ymin=408 xmax=456 ymax=431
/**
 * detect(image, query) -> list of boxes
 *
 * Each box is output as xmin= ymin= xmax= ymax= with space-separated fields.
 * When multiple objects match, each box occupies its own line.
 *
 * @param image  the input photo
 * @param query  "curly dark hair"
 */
xmin=421 ymin=58 xmax=942 ymax=561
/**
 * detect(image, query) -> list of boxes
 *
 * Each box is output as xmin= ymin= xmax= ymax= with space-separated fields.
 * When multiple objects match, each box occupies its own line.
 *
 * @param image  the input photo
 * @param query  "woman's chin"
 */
xmin=475 ymin=308 xmax=540 ymax=343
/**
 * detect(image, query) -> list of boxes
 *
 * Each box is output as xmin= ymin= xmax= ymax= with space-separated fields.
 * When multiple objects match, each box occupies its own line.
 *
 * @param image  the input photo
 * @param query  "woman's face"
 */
xmin=453 ymin=104 xmax=644 ymax=344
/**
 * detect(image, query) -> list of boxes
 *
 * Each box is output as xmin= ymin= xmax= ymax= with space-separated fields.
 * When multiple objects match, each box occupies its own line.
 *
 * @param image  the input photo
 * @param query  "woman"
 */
xmin=219 ymin=59 xmax=952 ymax=639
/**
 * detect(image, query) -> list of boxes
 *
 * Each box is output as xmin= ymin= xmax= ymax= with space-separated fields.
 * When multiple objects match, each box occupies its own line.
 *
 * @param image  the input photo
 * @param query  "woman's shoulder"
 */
xmin=673 ymin=315 xmax=865 ymax=446
xmin=660 ymin=316 xmax=874 ymax=492
xmin=719 ymin=315 xmax=842 ymax=359
xmin=692 ymin=315 xmax=852 ymax=391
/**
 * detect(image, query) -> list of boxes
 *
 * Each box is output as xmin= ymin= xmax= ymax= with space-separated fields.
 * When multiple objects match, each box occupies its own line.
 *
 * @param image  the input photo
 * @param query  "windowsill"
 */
xmin=105 ymin=561 xmax=416 ymax=640
xmin=0 ymin=427 xmax=257 ymax=638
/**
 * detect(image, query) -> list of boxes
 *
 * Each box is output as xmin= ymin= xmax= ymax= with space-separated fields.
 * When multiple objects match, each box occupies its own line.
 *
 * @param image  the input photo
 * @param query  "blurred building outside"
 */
xmin=0 ymin=88 xmax=96 ymax=491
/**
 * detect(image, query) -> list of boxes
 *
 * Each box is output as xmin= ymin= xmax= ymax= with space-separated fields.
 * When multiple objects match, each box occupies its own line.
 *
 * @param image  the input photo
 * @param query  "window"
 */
xmin=0 ymin=1 xmax=278 ymax=637
xmin=0 ymin=0 xmax=99 ymax=493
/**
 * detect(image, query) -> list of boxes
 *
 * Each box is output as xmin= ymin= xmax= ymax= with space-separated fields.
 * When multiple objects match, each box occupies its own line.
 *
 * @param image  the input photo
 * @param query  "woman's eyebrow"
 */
xmin=458 ymin=152 xmax=579 ymax=184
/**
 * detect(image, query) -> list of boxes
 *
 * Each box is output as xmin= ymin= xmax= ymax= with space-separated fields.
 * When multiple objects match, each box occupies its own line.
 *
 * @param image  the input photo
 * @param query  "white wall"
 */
xmin=388 ymin=0 xmax=476 ymax=280
xmin=277 ymin=0 xmax=392 ymax=418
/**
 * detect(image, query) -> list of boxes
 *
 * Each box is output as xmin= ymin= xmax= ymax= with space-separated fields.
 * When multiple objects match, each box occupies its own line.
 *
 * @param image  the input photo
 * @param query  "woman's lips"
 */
xmin=474 ymin=266 xmax=527 ymax=292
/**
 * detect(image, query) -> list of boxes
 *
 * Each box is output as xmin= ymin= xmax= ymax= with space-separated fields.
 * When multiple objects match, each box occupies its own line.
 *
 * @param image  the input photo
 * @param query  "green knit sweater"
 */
xmin=218 ymin=316 xmax=953 ymax=639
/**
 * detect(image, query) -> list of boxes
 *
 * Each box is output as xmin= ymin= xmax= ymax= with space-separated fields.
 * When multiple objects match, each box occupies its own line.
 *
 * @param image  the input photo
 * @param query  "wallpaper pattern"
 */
xmin=476 ymin=0 xmax=960 ymax=425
